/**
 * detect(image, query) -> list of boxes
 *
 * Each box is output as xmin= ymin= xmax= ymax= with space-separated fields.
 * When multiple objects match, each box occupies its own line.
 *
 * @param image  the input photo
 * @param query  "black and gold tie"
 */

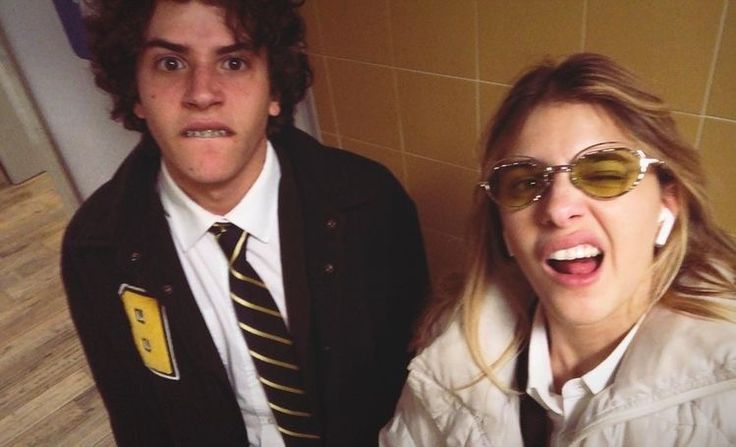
xmin=209 ymin=222 xmax=320 ymax=445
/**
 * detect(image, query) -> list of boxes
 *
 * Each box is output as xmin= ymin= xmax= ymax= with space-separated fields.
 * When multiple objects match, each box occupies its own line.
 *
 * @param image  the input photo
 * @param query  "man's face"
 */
xmin=134 ymin=0 xmax=280 ymax=213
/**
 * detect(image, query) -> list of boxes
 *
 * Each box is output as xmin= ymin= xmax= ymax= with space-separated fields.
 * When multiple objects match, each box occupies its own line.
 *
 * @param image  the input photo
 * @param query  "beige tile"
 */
xmin=301 ymin=1 xmax=324 ymax=53
xmin=478 ymin=0 xmax=584 ymax=83
xmin=405 ymin=155 xmax=479 ymax=237
xmin=671 ymin=112 xmax=701 ymax=147
xmin=479 ymin=82 xmax=510 ymax=138
xmin=310 ymin=56 xmax=337 ymax=134
xmin=586 ymin=0 xmax=722 ymax=113
xmin=314 ymin=0 xmax=393 ymax=64
xmin=327 ymin=58 xmax=401 ymax=148
xmin=708 ymin=4 xmax=736 ymax=120
xmin=341 ymin=137 xmax=406 ymax=184
xmin=699 ymin=118 xmax=736 ymax=233
xmin=397 ymin=71 xmax=479 ymax=168
xmin=423 ymin=227 xmax=466 ymax=286
xmin=390 ymin=0 xmax=476 ymax=77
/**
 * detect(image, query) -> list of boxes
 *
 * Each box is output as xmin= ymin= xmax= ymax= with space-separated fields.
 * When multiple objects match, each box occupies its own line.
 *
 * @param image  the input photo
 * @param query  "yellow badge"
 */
xmin=119 ymin=284 xmax=179 ymax=380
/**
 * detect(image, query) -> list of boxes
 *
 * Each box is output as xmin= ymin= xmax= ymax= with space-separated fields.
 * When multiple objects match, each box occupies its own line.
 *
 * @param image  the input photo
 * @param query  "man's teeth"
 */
xmin=184 ymin=129 xmax=228 ymax=138
xmin=548 ymin=244 xmax=601 ymax=261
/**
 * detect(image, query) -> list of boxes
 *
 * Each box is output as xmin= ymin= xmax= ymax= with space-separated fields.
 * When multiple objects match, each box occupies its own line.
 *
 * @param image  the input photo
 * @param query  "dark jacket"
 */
xmin=61 ymin=126 xmax=429 ymax=446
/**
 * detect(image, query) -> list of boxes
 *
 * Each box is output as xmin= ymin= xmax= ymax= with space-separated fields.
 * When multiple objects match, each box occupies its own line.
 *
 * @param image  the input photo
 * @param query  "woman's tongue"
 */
xmin=548 ymin=256 xmax=601 ymax=275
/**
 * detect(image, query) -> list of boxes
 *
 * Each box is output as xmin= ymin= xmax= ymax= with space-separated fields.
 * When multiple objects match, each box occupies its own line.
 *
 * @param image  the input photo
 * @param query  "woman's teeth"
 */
xmin=184 ymin=129 xmax=228 ymax=138
xmin=548 ymin=244 xmax=601 ymax=261
xmin=547 ymin=244 xmax=603 ymax=276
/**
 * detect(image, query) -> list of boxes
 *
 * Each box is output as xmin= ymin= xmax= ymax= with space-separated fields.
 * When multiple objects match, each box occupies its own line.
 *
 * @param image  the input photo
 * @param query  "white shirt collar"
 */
xmin=526 ymin=305 xmax=645 ymax=413
xmin=158 ymin=141 xmax=281 ymax=251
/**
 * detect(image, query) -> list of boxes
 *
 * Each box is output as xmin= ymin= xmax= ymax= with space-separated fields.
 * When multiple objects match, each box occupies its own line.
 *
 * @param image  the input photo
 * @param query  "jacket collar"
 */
xmin=271 ymin=126 xmax=381 ymax=211
xmin=73 ymin=126 xmax=375 ymax=249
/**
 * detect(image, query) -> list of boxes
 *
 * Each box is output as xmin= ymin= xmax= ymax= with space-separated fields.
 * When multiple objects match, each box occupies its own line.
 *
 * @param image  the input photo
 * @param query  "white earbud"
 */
xmin=503 ymin=232 xmax=514 ymax=257
xmin=655 ymin=208 xmax=676 ymax=247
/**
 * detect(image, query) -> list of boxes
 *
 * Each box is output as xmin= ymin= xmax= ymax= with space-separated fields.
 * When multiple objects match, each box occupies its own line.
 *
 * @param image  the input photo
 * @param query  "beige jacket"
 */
xmin=380 ymin=288 xmax=736 ymax=446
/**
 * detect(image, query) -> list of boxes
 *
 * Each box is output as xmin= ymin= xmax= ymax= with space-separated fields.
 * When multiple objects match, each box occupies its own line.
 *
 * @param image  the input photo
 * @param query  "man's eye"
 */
xmin=222 ymin=58 xmax=248 ymax=71
xmin=157 ymin=57 xmax=184 ymax=71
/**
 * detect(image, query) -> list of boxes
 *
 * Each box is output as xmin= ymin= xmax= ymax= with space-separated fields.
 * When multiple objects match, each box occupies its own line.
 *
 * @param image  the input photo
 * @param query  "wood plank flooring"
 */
xmin=0 ymin=173 xmax=115 ymax=446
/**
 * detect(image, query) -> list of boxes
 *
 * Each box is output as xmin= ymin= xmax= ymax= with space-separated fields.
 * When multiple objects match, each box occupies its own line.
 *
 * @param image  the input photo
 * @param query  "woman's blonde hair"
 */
xmin=417 ymin=53 xmax=736 ymax=390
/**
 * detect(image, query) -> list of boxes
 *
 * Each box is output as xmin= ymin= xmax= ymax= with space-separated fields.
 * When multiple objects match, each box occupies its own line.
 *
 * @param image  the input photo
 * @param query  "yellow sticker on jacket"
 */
xmin=119 ymin=284 xmax=179 ymax=380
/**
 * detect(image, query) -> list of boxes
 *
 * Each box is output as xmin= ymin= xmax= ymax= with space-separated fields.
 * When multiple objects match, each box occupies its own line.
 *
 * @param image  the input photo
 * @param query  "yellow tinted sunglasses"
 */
xmin=479 ymin=142 xmax=664 ymax=210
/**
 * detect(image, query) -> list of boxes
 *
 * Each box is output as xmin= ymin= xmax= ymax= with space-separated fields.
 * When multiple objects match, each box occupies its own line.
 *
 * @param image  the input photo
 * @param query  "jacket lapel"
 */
xmin=114 ymin=138 xmax=233 ymax=389
xmin=272 ymin=139 xmax=324 ymax=423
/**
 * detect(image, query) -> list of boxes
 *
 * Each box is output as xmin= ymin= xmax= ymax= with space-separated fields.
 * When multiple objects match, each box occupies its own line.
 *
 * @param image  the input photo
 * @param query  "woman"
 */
xmin=381 ymin=53 xmax=736 ymax=446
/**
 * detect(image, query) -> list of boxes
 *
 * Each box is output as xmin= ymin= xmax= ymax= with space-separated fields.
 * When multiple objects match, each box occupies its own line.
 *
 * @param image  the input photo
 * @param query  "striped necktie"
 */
xmin=209 ymin=222 xmax=321 ymax=445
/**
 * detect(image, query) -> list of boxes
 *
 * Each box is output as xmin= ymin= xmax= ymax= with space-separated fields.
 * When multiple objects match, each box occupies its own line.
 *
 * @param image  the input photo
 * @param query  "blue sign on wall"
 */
xmin=52 ymin=0 xmax=90 ymax=60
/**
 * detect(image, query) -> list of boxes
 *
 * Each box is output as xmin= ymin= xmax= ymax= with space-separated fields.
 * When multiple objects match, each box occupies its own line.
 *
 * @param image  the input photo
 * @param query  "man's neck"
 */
xmin=163 ymin=147 xmax=267 ymax=216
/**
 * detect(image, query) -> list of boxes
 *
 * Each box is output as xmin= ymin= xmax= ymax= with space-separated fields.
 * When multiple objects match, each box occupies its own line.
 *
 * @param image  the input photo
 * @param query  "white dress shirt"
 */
xmin=526 ymin=306 xmax=645 ymax=446
xmin=158 ymin=142 xmax=286 ymax=447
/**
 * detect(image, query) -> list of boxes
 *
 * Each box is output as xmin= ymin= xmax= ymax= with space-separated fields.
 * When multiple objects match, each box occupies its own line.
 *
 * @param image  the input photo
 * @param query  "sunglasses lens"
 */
xmin=573 ymin=149 xmax=641 ymax=198
xmin=490 ymin=162 xmax=546 ymax=208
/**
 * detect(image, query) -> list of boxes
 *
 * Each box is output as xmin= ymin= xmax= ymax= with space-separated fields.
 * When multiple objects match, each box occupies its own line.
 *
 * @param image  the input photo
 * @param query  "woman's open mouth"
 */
xmin=546 ymin=244 xmax=603 ymax=276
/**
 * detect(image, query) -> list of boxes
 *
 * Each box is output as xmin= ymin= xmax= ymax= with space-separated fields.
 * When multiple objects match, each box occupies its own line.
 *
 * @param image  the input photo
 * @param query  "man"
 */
xmin=61 ymin=1 xmax=428 ymax=445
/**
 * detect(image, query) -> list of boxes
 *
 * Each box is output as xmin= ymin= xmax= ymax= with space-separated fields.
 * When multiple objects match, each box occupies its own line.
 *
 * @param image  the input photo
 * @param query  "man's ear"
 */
xmin=134 ymin=102 xmax=146 ymax=119
xmin=269 ymin=99 xmax=280 ymax=117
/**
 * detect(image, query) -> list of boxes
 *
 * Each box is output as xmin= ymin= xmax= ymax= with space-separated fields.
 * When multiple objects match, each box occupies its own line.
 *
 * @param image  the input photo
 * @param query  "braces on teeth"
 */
xmin=185 ymin=129 xmax=228 ymax=138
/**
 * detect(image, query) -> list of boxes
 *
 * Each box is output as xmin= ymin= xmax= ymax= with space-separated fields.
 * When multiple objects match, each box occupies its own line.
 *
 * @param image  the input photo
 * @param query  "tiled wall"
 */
xmin=302 ymin=0 xmax=736 ymax=283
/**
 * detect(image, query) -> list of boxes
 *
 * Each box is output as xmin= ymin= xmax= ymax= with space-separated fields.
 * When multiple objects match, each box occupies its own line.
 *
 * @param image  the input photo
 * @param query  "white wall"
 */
xmin=0 ymin=0 xmax=138 ymax=200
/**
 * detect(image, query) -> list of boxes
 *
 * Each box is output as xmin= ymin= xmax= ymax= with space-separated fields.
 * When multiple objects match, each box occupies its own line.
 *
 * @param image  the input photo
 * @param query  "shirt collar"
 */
xmin=526 ymin=305 xmax=645 ymax=411
xmin=158 ymin=141 xmax=281 ymax=251
xmin=527 ymin=306 xmax=559 ymax=412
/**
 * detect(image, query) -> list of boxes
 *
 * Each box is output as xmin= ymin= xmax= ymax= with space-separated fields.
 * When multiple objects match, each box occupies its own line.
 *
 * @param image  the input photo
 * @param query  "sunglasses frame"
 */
xmin=478 ymin=142 xmax=664 ymax=210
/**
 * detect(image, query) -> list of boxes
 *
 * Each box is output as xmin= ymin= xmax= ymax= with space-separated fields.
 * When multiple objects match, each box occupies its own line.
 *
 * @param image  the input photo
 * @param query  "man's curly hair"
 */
xmin=83 ymin=0 xmax=312 ymax=136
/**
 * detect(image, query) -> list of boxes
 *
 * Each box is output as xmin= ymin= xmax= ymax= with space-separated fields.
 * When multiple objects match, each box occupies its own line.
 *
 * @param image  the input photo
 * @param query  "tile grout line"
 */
xmin=695 ymin=0 xmax=729 ymax=148
xmin=309 ymin=3 xmax=343 ymax=149
xmin=474 ymin=0 xmax=483 ymax=166
xmin=307 ymin=52 xmax=511 ymax=88
xmin=384 ymin=0 xmax=410 ymax=184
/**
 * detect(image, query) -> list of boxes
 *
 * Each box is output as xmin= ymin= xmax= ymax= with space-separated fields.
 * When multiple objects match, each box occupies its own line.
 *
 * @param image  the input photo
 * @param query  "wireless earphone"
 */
xmin=655 ymin=208 xmax=676 ymax=247
xmin=503 ymin=231 xmax=514 ymax=258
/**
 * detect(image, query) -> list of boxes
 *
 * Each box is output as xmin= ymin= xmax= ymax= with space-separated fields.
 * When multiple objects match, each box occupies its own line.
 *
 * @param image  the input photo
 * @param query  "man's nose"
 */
xmin=183 ymin=66 xmax=224 ymax=109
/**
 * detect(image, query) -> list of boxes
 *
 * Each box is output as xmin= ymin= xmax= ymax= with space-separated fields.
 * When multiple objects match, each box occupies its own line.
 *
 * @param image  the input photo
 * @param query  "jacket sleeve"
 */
xmin=379 ymin=381 xmax=442 ymax=446
xmin=61 ymin=241 xmax=174 ymax=446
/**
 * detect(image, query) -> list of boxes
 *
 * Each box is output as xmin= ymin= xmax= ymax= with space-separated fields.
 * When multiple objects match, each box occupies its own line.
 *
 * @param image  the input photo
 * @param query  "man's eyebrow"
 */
xmin=141 ymin=38 xmax=188 ymax=54
xmin=216 ymin=42 xmax=256 ymax=55
xmin=140 ymin=39 xmax=255 ymax=56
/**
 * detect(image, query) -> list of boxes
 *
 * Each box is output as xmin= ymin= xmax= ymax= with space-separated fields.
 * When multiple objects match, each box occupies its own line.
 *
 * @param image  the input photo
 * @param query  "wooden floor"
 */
xmin=0 ymin=173 xmax=115 ymax=446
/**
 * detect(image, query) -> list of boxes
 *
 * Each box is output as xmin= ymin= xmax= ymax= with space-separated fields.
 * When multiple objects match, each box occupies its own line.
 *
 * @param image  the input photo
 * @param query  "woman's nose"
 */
xmin=536 ymin=173 xmax=587 ymax=227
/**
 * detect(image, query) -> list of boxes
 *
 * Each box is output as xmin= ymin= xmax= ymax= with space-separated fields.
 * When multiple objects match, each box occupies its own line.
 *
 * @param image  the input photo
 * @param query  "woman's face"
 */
xmin=499 ymin=102 xmax=677 ymax=334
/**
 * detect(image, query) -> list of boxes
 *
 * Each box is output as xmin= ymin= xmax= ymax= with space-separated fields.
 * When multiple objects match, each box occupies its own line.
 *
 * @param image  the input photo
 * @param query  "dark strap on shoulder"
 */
xmin=516 ymin=342 xmax=549 ymax=447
